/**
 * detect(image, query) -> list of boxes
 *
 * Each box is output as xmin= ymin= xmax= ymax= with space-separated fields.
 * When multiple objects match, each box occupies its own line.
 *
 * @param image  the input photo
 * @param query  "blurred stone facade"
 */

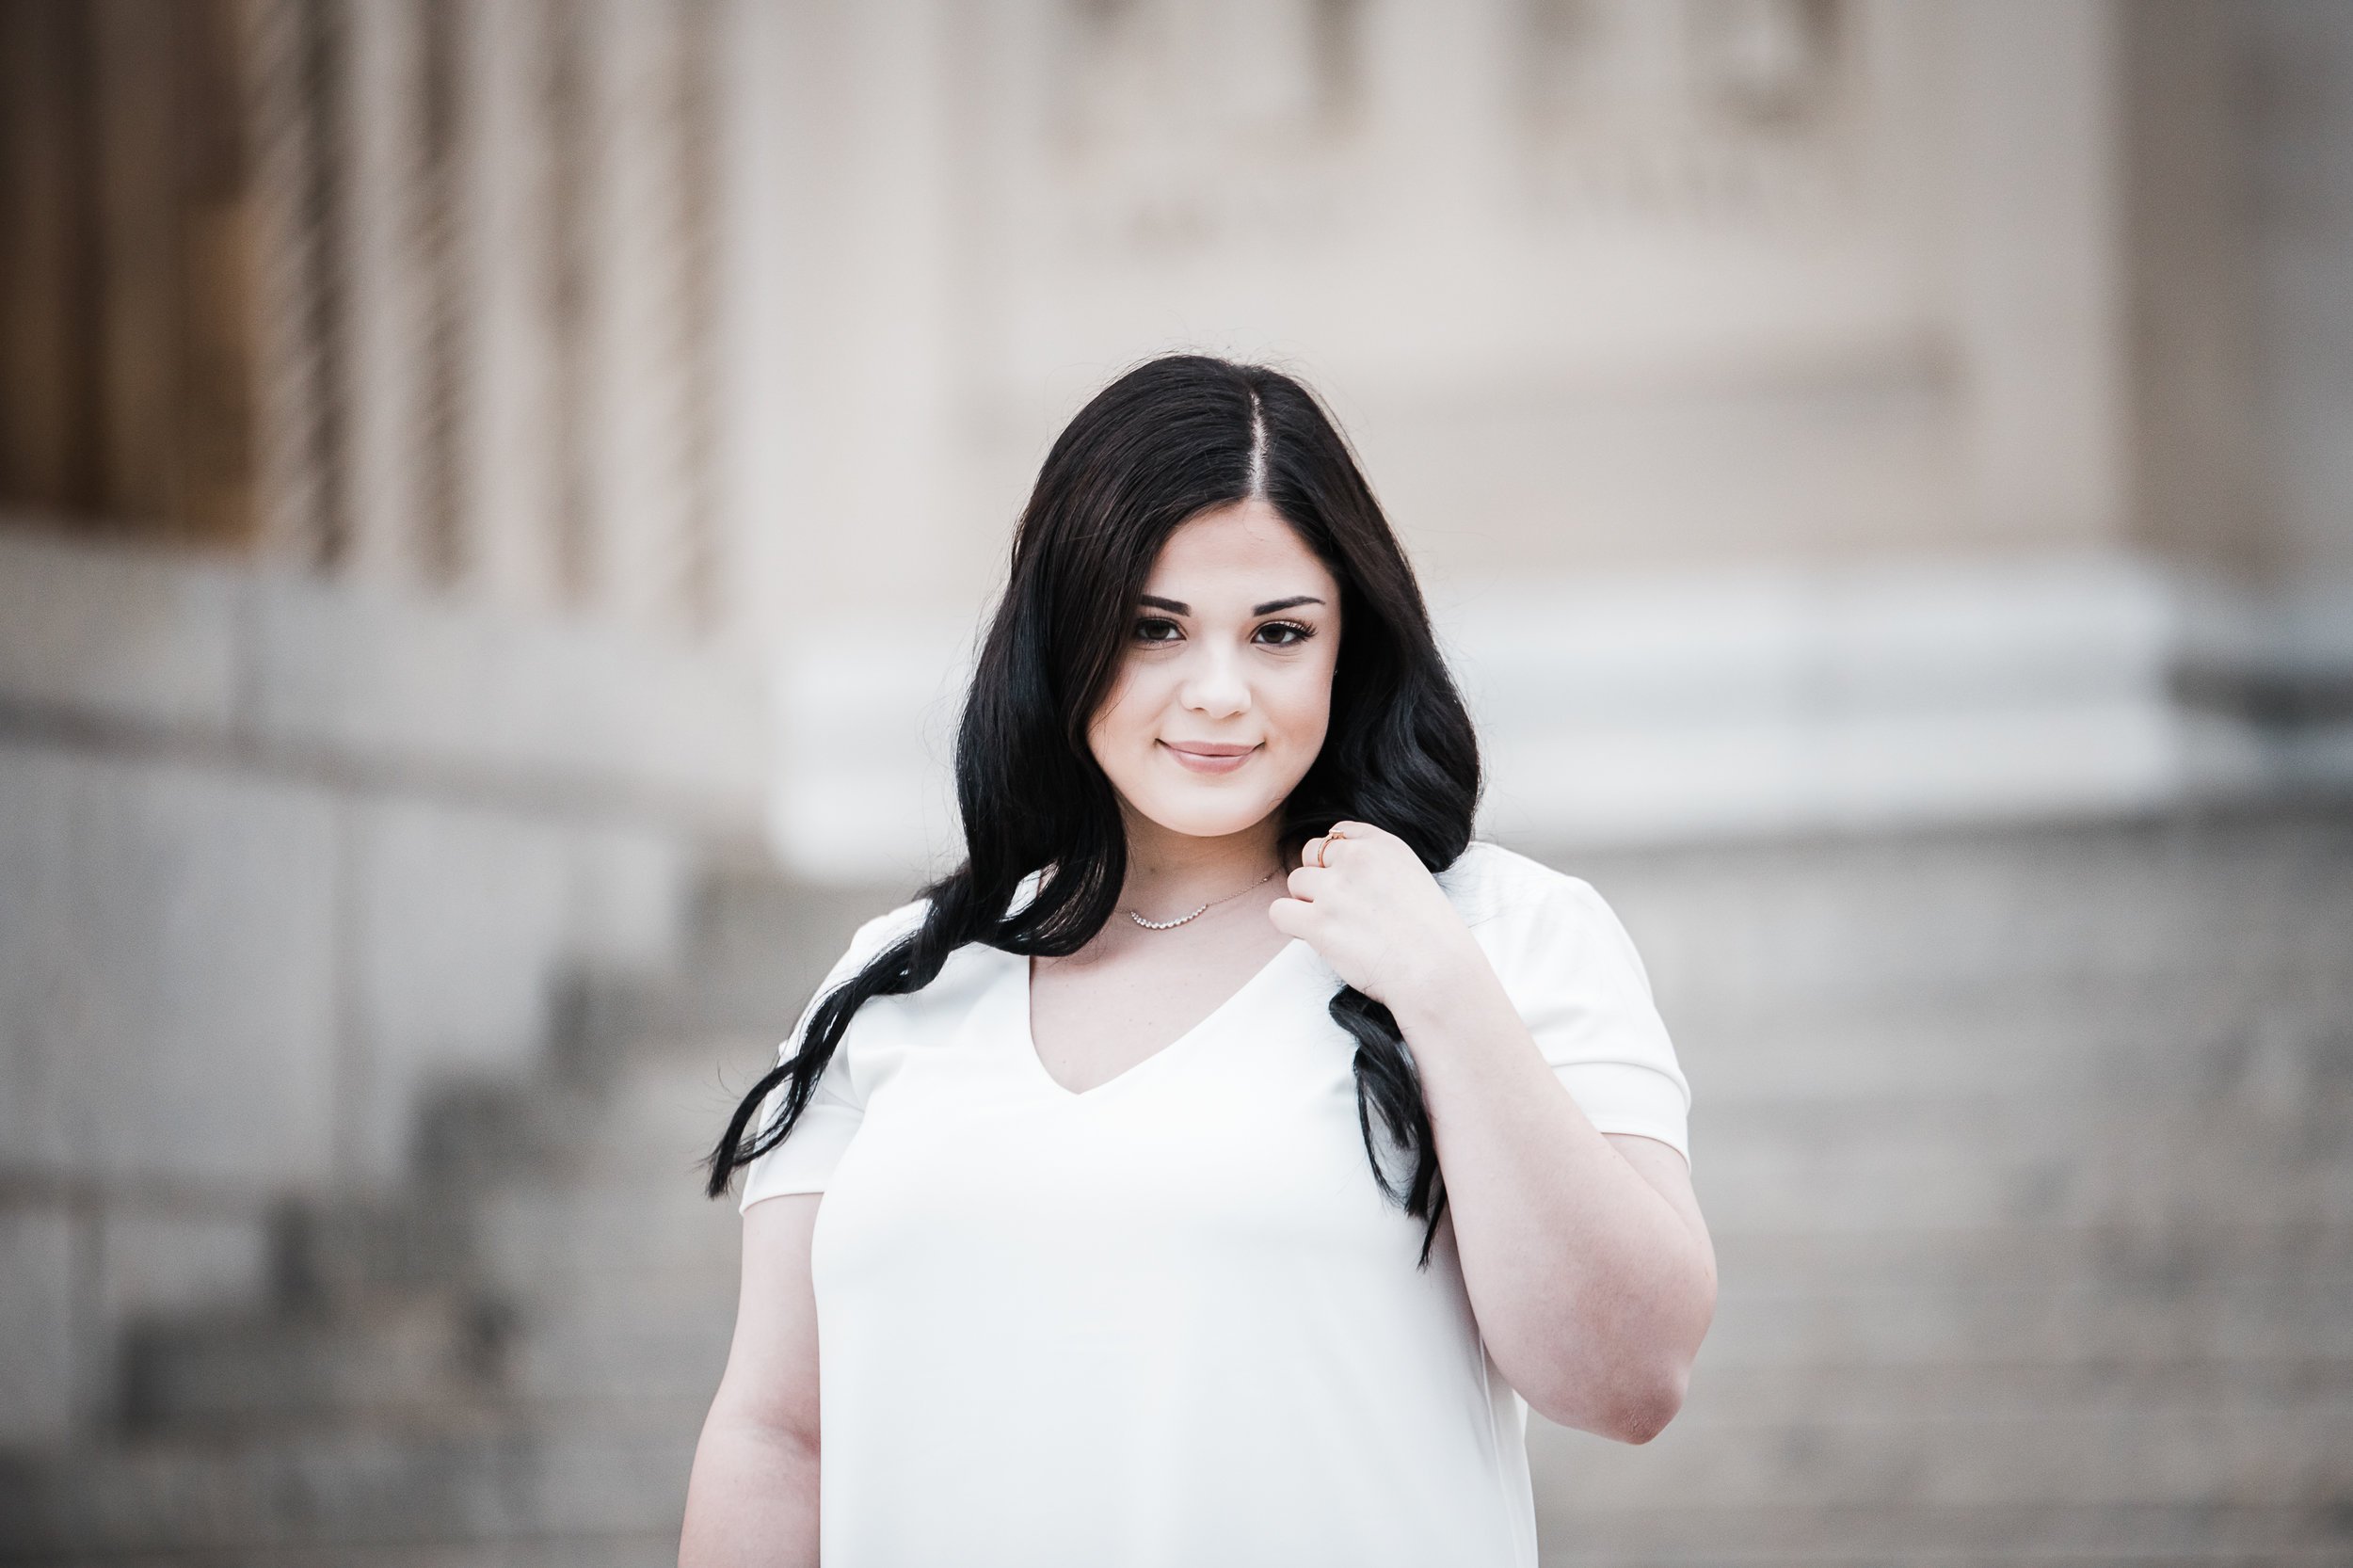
xmin=0 ymin=0 xmax=2348 ymax=1560
xmin=0 ymin=0 xmax=770 ymax=1448
xmin=759 ymin=0 xmax=2353 ymax=878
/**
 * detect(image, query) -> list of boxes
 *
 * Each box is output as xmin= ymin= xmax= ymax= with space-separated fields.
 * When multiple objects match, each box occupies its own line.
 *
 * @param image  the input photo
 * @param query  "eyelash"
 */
xmin=1132 ymin=618 xmax=1316 ymax=648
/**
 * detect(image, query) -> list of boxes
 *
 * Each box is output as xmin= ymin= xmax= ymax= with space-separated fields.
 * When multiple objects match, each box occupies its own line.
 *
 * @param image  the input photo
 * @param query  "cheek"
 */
xmin=1087 ymin=664 xmax=1158 ymax=758
xmin=1268 ymin=659 xmax=1337 ymax=752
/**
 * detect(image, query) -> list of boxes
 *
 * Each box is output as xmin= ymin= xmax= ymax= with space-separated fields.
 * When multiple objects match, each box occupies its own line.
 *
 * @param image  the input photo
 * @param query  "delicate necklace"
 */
xmin=1126 ymin=866 xmax=1280 ymax=930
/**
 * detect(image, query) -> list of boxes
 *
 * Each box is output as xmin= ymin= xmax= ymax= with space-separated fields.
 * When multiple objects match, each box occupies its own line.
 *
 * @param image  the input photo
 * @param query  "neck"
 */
xmin=1117 ymin=806 xmax=1286 ymax=910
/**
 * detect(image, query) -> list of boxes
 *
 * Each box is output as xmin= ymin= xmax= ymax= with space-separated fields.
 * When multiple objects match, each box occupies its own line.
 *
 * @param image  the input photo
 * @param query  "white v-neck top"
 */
xmin=739 ymin=840 xmax=1690 ymax=1567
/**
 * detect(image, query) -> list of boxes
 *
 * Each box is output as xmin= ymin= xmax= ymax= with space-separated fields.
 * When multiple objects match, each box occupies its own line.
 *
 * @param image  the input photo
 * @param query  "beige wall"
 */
xmin=747 ymin=0 xmax=2353 ymax=878
xmin=751 ymin=0 xmax=2143 ymax=616
xmin=2245 ymin=0 xmax=2353 ymax=586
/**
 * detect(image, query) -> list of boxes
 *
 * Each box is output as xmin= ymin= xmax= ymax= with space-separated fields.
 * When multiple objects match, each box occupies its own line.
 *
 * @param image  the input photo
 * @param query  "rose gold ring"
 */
xmin=1316 ymin=828 xmax=1348 ymax=870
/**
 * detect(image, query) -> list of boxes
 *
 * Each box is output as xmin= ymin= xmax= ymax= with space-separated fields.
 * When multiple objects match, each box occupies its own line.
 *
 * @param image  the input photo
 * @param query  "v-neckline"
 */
xmin=1017 ymin=936 xmax=1310 ymax=1101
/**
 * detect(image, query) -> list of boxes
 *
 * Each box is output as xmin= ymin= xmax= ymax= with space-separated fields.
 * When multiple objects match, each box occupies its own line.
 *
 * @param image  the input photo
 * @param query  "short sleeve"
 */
xmin=737 ymin=904 xmax=920 ymax=1212
xmin=1474 ymin=869 xmax=1692 ymax=1167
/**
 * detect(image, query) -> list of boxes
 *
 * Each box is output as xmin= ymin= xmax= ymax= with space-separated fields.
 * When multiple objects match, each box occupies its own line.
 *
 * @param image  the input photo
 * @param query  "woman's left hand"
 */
xmin=1267 ymin=820 xmax=1485 ymax=1015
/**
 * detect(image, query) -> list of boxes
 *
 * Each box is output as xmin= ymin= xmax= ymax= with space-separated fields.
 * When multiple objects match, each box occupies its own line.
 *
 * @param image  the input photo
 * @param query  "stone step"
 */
xmin=678 ymin=873 xmax=888 ymax=1005
xmin=136 ymin=1204 xmax=2353 ymax=1439
xmin=1572 ymin=810 xmax=2353 ymax=1007
xmin=265 ymin=1174 xmax=734 ymax=1312
xmin=20 ymin=1362 xmax=2347 ymax=1556
xmin=553 ymin=1044 xmax=798 ymax=1187
xmin=282 ymin=1184 xmax=712 ymax=1299
xmin=565 ymin=876 xmax=896 ymax=1065
xmin=227 ymin=1220 xmax=2353 ymax=1390
xmin=501 ymin=1270 xmax=735 ymax=1407
xmin=1711 ymin=1220 xmax=2353 ymax=1284
xmin=402 ymin=1068 xmax=2353 ymax=1270
xmin=577 ymin=815 xmax=2353 ymax=1086
xmin=16 ymin=1511 xmax=2353 ymax=1568
xmin=1529 ymin=1499 xmax=2353 ymax=1567
xmin=12 ymin=1515 xmax=2349 ymax=1568
xmin=1705 ymin=1224 xmax=2353 ymax=1367
xmin=606 ymin=979 xmax=2353 ymax=1121
xmin=1635 ymin=902 xmax=2353 ymax=1017
xmin=572 ymin=1007 xmax=2353 ymax=1192
xmin=1693 ymin=1094 xmax=2353 ymax=1234
xmin=470 ymin=1180 xmax=740 ymax=1287
xmin=1661 ymin=1356 xmax=2353 ymax=1422
xmin=1671 ymin=973 xmax=2353 ymax=1106
xmin=431 ymin=1093 xmax=2353 ymax=1282
xmin=120 ymin=1294 xmax=511 ymax=1437
xmin=270 ymin=1195 xmax=484 ymax=1310
xmin=397 ymin=1037 xmax=799 ymax=1202
xmin=0 ymin=1411 xmax=708 ymax=1556
xmin=0 ymin=1537 xmax=684 ymax=1568
xmin=120 ymin=1232 xmax=739 ymax=1434
xmin=623 ymin=923 xmax=2353 ymax=1082
xmin=1529 ymin=1359 xmax=2353 ymax=1514
xmin=134 ymin=1213 xmax=2353 ymax=1436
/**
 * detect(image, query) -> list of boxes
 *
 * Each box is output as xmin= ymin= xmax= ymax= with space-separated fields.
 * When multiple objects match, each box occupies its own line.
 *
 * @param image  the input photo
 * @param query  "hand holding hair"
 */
xmin=1271 ymin=820 xmax=1488 ymax=1018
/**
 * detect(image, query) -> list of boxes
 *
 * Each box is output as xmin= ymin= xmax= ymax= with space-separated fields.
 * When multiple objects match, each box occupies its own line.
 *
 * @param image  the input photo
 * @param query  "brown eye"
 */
xmin=1134 ymin=617 xmax=1182 ymax=644
xmin=1256 ymin=621 xmax=1314 ymax=647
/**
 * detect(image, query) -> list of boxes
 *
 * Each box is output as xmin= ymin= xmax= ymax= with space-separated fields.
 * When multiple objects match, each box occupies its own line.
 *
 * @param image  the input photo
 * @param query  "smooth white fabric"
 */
xmin=738 ymin=840 xmax=1690 ymax=1567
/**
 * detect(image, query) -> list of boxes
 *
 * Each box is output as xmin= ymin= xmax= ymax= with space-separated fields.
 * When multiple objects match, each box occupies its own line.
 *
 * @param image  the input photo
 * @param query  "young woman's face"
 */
xmin=1087 ymin=499 xmax=1343 ymax=843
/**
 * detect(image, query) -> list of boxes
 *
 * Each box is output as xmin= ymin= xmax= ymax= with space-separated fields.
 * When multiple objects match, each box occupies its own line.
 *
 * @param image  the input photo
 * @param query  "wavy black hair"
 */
xmin=705 ymin=354 xmax=1482 ymax=1267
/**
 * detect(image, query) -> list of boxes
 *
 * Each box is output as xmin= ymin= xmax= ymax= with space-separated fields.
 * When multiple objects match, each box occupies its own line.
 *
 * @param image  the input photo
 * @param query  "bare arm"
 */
xmin=1395 ymin=963 xmax=1717 ymax=1444
xmin=679 ymin=1194 xmax=825 ymax=1568
xmin=1271 ymin=824 xmax=1716 ymax=1445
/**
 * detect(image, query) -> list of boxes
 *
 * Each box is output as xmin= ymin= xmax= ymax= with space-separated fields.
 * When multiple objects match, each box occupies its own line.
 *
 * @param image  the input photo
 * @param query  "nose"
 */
xmin=1177 ymin=641 xmax=1252 ymax=720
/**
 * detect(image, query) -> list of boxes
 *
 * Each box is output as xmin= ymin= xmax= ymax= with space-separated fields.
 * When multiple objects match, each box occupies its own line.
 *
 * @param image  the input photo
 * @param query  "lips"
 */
xmin=1160 ymin=740 xmax=1258 ymax=775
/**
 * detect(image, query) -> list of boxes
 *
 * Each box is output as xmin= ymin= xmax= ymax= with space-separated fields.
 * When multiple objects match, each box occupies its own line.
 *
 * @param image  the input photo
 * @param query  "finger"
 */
xmin=1304 ymin=835 xmax=1354 ymax=872
xmin=1265 ymin=895 xmax=1319 ymax=937
xmin=1316 ymin=832 xmax=1361 ymax=869
xmin=1286 ymin=864 xmax=1337 ymax=901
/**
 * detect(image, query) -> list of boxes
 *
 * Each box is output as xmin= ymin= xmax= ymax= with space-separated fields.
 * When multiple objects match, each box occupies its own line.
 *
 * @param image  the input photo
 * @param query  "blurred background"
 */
xmin=2 ymin=0 xmax=2349 ymax=1562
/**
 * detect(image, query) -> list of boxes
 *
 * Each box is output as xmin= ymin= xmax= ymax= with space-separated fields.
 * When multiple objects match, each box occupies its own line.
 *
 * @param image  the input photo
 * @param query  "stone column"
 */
xmin=1941 ymin=0 xmax=2132 ymax=552
xmin=339 ymin=0 xmax=426 ymax=586
xmin=584 ymin=0 xmax=724 ymax=640
xmin=245 ymin=0 xmax=353 ymax=572
xmin=459 ymin=0 xmax=565 ymax=616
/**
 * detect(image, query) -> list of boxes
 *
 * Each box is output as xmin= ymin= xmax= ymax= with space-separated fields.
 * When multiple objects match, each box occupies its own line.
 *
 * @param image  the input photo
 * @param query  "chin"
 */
xmin=1133 ymin=808 xmax=1254 ymax=840
xmin=1131 ymin=789 xmax=1284 ymax=841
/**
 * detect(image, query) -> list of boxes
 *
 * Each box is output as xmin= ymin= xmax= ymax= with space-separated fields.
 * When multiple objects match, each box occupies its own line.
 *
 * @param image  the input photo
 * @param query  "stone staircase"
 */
xmin=1534 ymin=808 xmax=2353 ymax=1565
xmin=3 ymin=808 xmax=2349 ymax=1565
xmin=0 ymin=871 xmax=882 ymax=1567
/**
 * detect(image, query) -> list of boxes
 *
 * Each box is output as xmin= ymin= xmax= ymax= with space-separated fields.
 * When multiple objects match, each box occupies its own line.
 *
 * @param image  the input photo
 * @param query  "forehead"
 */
xmin=1145 ymin=500 xmax=1336 ymax=596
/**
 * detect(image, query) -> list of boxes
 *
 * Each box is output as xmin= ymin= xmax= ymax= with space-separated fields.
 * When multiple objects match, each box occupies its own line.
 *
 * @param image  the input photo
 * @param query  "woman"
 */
xmin=680 ymin=355 xmax=1716 ymax=1567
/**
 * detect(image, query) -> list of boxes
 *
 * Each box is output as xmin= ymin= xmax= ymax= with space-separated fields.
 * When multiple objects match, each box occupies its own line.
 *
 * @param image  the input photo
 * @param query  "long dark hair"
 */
xmin=705 ymin=355 xmax=1482 ymax=1267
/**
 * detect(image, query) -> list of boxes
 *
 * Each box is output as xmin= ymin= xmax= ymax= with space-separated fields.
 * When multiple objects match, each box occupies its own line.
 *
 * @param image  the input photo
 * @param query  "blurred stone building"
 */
xmin=1 ymin=0 xmax=2348 ymax=1561
xmin=767 ymin=0 xmax=2353 ymax=875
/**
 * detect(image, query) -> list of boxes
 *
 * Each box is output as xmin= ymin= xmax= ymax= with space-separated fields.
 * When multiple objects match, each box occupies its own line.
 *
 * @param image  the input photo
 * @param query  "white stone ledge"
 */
xmin=766 ymin=551 xmax=2353 ymax=882
xmin=0 ymin=524 xmax=245 ymax=733
xmin=0 ymin=522 xmax=769 ymax=835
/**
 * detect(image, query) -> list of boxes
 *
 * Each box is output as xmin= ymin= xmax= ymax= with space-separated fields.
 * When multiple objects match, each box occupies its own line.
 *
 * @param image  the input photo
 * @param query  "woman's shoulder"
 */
xmin=1437 ymin=839 xmax=1663 ymax=1002
xmin=1435 ymin=838 xmax=1608 ymax=927
xmin=845 ymin=894 xmax=932 ymax=958
xmin=814 ymin=892 xmax=1002 ymax=1056
xmin=811 ymin=894 xmax=952 ymax=1006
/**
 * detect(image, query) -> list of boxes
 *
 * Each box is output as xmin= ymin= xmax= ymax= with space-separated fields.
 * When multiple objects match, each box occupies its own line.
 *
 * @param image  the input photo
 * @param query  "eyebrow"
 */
xmin=1139 ymin=594 xmax=1326 ymax=616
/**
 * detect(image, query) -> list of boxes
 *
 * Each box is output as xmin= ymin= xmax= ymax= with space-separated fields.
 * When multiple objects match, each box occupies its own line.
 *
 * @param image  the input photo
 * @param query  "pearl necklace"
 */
xmin=1126 ymin=867 xmax=1280 ymax=930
